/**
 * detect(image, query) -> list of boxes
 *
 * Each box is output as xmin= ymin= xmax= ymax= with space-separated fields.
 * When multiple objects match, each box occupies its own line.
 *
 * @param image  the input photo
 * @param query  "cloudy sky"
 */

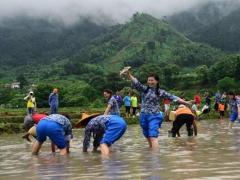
xmin=0 ymin=0 xmax=238 ymax=25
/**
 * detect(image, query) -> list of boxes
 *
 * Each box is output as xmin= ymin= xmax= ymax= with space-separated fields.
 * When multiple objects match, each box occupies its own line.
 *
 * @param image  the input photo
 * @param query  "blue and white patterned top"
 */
xmin=132 ymin=79 xmax=180 ymax=114
xmin=108 ymin=96 xmax=120 ymax=115
xmin=42 ymin=114 xmax=72 ymax=136
xmin=229 ymin=97 xmax=240 ymax=113
xmin=83 ymin=115 xmax=110 ymax=150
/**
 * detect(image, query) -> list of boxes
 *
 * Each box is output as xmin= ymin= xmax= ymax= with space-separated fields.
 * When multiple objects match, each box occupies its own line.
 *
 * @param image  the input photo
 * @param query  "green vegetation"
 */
xmin=0 ymin=13 xmax=239 ymax=112
xmin=168 ymin=1 xmax=240 ymax=52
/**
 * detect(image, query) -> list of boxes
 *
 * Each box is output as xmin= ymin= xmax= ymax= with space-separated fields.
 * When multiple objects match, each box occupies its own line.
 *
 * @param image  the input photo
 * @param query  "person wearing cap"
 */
xmin=22 ymin=113 xmax=47 ymax=142
xmin=24 ymin=91 xmax=36 ymax=115
xmin=82 ymin=114 xmax=127 ymax=156
xmin=49 ymin=88 xmax=59 ymax=114
xmin=170 ymin=105 xmax=197 ymax=137
xmin=32 ymin=114 xmax=72 ymax=156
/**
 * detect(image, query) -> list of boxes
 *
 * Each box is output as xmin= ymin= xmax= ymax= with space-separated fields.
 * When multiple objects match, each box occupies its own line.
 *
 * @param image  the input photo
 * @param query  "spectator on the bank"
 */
xmin=131 ymin=93 xmax=138 ymax=118
xmin=123 ymin=93 xmax=131 ymax=117
xmin=49 ymin=88 xmax=59 ymax=114
xmin=194 ymin=91 xmax=201 ymax=109
xmin=214 ymin=90 xmax=221 ymax=111
xmin=24 ymin=91 xmax=36 ymax=115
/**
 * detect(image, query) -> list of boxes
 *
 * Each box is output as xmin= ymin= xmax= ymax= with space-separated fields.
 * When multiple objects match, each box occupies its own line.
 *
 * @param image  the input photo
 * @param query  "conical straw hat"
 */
xmin=75 ymin=112 xmax=100 ymax=128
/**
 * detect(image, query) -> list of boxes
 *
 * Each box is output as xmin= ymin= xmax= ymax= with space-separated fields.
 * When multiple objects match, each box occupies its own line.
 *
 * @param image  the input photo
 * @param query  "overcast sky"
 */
xmin=0 ymin=0 xmax=238 ymax=25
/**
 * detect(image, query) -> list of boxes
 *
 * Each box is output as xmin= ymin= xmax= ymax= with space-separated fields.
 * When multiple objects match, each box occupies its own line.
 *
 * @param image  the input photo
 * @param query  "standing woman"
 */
xmin=103 ymin=89 xmax=120 ymax=116
xmin=123 ymin=68 xmax=189 ymax=149
xmin=24 ymin=91 xmax=36 ymax=115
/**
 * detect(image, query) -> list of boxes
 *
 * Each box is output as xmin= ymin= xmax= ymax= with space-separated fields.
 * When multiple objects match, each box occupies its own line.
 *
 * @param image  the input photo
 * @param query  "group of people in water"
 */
xmin=22 ymin=67 xmax=240 ymax=156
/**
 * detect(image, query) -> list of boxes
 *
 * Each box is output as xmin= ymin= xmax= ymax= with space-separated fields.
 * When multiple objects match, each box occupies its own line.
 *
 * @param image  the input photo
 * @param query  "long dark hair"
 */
xmin=104 ymin=89 xmax=113 ymax=100
xmin=144 ymin=73 xmax=160 ymax=96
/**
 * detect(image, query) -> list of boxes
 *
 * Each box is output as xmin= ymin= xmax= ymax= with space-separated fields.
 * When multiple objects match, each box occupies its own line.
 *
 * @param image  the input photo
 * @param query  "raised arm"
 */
xmin=126 ymin=71 xmax=147 ymax=92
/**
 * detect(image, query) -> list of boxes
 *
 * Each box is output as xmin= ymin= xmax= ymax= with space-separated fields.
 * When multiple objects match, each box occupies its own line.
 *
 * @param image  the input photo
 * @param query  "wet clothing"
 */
xmin=229 ymin=98 xmax=240 ymax=113
xmin=132 ymin=78 xmax=179 ymax=138
xmin=83 ymin=115 xmax=127 ymax=150
xmin=171 ymin=107 xmax=195 ymax=137
xmin=140 ymin=113 xmax=164 ymax=138
xmin=132 ymin=79 xmax=179 ymax=114
xmin=229 ymin=97 xmax=240 ymax=122
xmin=36 ymin=114 xmax=72 ymax=149
xmin=171 ymin=114 xmax=194 ymax=137
xmin=49 ymin=93 xmax=59 ymax=114
xmin=108 ymin=96 xmax=120 ymax=116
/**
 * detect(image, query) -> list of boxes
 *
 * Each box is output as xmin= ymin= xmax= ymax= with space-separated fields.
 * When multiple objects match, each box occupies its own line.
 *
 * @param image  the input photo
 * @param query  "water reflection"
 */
xmin=0 ymin=120 xmax=240 ymax=179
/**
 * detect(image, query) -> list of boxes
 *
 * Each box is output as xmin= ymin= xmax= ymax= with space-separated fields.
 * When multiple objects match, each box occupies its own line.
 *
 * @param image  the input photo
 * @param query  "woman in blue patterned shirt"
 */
xmin=103 ymin=89 xmax=120 ymax=116
xmin=123 ymin=69 xmax=190 ymax=149
xmin=32 ymin=114 xmax=72 ymax=156
xmin=83 ymin=115 xmax=127 ymax=156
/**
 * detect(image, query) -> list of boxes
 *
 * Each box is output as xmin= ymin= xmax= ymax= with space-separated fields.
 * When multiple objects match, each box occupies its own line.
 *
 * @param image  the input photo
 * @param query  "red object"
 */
xmin=32 ymin=113 xmax=47 ymax=124
xmin=194 ymin=95 xmax=201 ymax=105
xmin=163 ymin=98 xmax=170 ymax=104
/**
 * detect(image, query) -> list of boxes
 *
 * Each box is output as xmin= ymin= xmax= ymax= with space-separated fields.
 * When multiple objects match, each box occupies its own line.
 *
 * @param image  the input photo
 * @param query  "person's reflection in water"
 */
xmin=101 ymin=154 xmax=130 ymax=180
xmin=31 ymin=154 xmax=69 ymax=180
xmin=232 ymin=129 xmax=240 ymax=152
xmin=139 ymin=151 xmax=163 ymax=180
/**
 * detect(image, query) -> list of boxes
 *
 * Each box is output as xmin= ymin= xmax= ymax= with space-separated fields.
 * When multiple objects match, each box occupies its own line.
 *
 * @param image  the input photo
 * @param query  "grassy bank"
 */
xmin=0 ymin=107 xmax=226 ymax=134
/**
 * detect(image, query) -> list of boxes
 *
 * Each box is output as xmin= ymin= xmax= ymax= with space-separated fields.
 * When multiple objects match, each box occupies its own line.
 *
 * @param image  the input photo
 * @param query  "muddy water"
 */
xmin=1 ymin=120 xmax=240 ymax=179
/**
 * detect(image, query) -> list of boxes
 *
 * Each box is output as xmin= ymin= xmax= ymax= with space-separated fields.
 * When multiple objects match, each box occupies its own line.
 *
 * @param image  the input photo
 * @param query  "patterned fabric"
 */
xmin=42 ymin=114 xmax=72 ymax=136
xmin=229 ymin=97 xmax=240 ymax=113
xmin=132 ymin=79 xmax=179 ymax=114
xmin=108 ymin=96 xmax=120 ymax=115
xmin=49 ymin=93 xmax=59 ymax=106
xmin=83 ymin=115 xmax=110 ymax=150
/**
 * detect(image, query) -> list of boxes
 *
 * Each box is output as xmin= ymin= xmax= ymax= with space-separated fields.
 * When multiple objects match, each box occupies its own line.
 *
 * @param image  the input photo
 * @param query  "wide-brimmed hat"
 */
xmin=178 ymin=104 xmax=186 ymax=108
xmin=75 ymin=112 xmax=100 ymax=128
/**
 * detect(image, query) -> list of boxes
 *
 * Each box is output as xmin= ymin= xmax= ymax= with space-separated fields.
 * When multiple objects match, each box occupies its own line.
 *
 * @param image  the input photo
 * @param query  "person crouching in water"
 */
xmin=170 ymin=104 xmax=197 ymax=137
xmin=83 ymin=115 xmax=127 ymax=156
xmin=122 ymin=67 xmax=189 ymax=149
xmin=103 ymin=89 xmax=120 ymax=116
xmin=22 ymin=113 xmax=47 ymax=142
xmin=32 ymin=114 xmax=72 ymax=156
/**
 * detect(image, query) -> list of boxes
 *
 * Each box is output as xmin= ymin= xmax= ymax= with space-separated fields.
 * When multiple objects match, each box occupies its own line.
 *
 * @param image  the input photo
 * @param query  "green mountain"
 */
xmin=0 ymin=13 xmax=239 ymax=108
xmin=0 ymin=17 xmax=107 ymax=67
xmin=168 ymin=1 xmax=240 ymax=52
xmin=69 ymin=13 xmax=223 ymax=72
xmin=192 ymin=8 xmax=240 ymax=52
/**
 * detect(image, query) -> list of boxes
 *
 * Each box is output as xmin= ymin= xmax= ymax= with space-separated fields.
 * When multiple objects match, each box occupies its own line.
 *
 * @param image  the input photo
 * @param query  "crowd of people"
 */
xmin=22 ymin=67 xmax=240 ymax=156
